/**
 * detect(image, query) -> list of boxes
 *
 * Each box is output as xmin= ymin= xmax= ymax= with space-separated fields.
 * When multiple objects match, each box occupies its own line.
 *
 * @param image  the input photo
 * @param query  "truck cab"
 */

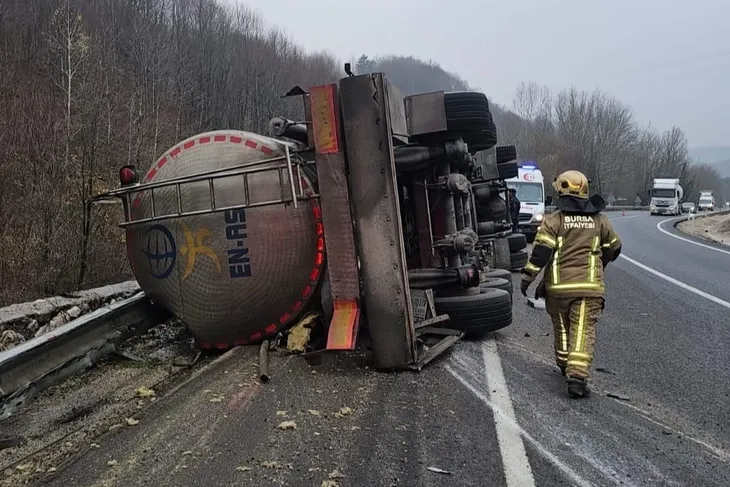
xmin=698 ymin=191 xmax=715 ymax=212
xmin=505 ymin=162 xmax=545 ymax=241
xmin=650 ymin=178 xmax=683 ymax=216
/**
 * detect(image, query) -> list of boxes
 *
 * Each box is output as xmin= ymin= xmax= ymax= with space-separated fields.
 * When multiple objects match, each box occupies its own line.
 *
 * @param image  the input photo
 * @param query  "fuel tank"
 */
xmin=126 ymin=130 xmax=325 ymax=349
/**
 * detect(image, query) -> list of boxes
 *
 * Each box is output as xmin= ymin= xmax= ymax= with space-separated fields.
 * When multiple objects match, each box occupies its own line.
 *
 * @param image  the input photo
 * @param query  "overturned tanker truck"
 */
xmin=93 ymin=69 xmax=520 ymax=370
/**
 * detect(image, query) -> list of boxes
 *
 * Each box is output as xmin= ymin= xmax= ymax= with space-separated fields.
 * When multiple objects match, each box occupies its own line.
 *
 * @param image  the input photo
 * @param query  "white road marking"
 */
xmin=656 ymin=217 xmax=730 ymax=256
xmin=480 ymin=339 xmax=536 ymax=487
xmin=619 ymin=254 xmax=730 ymax=309
xmin=447 ymin=361 xmax=593 ymax=487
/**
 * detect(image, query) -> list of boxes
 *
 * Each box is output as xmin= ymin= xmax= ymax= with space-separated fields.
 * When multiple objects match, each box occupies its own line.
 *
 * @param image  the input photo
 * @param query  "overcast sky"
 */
xmin=244 ymin=0 xmax=730 ymax=148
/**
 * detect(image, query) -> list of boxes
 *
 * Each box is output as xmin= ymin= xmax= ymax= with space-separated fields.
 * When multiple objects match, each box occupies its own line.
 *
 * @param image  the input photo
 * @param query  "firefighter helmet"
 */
xmin=552 ymin=170 xmax=589 ymax=199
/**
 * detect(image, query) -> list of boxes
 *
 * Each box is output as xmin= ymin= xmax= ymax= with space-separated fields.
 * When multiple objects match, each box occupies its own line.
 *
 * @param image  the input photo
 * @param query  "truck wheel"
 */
xmin=479 ymin=277 xmax=512 ymax=295
xmin=496 ymin=145 xmax=517 ymax=164
xmin=510 ymin=248 xmax=529 ymax=271
xmin=492 ymin=237 xmax=512 ymax=270
xmin=434 ymin=288 xmax=512 ymax=338
xmin=484 ymin=269 xmax=513 ymax=295
xmin=507 ymin=233 xmax=527 ymax=253
xmin=413 ymin=92 xmax=497 ymax=151
xmin=485 ymin=268 xmax=512 ymax=280
xmin=497 ymin=161 xmax=518 ymax=180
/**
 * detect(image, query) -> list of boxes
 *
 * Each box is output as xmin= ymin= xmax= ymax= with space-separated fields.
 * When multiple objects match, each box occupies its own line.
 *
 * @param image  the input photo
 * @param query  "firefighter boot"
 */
xmin=567 ymin=376 xmax=590 ymax=398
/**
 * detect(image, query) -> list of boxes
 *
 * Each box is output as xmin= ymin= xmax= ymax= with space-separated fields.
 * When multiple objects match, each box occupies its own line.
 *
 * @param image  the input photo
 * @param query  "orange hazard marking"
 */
xmin=326 ymin=299 xmax=360 ymax=350
xmin=310 ymin=85 xmax=340 ymax=155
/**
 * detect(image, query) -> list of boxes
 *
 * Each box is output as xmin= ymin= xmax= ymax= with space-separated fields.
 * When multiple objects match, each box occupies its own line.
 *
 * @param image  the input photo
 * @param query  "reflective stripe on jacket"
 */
xmin=522 ymin=210 xmax=622 ymax=298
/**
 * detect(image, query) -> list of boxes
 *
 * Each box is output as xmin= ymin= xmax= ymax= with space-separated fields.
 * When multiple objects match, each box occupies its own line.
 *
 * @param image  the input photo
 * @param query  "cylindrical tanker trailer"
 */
xmin=122 ymin=130 xmax=325 ymax=349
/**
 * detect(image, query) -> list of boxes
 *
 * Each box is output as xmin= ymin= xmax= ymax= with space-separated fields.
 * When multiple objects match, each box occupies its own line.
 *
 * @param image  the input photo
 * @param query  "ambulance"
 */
xmin=505 ymin=162 xmax=546 ymax=241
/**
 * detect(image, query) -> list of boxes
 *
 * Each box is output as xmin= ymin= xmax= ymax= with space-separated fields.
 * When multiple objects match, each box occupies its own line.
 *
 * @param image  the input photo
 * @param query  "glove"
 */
xmin=520 ymin=279 xmax=530 ymax=297
xmin=536 ymin=279 xmax=546 ymax=299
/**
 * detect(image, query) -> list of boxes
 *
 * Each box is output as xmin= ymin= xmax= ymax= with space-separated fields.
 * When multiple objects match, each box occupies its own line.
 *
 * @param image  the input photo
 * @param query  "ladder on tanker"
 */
xmin=96 ymin=145 xmax=318 ymax=228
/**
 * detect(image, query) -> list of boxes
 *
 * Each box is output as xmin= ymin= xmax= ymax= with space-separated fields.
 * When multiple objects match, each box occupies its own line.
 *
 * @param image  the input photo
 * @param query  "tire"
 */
xmin=498 ymin=161 xmax=518 ymax=180
xmin=507 ymin=233 xmax=527 ymax=253
xmin=479 ymin=277 xmax=512 ymax=294
xmin=493 ymin=237 xmax=511 ymax=270
xmin=434 ymin=288 xmax=512 ymax=337
xmin=485 ymin=268 xmax=512 ymax=280
xmin=496 ymin=145 xmax=517 ymax=164
xmin=483 ymin=269 xmax=513 ymax=295
xmin=413 ymin=92 xmax=498 ymax=152
xmin=510 ymin=248 xmax=529 ymax=271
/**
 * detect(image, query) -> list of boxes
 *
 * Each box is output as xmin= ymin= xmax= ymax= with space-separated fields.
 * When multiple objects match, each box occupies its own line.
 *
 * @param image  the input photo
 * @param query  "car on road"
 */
xmin=681 ymin=202 xmax=696 ymax=213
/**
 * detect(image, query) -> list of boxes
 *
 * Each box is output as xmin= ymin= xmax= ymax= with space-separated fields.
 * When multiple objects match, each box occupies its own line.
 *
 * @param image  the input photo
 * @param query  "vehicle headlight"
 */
xmin=534 ymin=213 xmax=544 ymax=222
xmin=650 ymin=205 xmax=656 ymax=210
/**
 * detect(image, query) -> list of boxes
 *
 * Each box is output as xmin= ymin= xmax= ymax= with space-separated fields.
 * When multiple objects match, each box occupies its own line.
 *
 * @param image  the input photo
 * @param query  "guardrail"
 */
xmin=672 ymin=208 xmax=730 ymax=226
xmin=0 ymin=292 xmax=167 ymax=421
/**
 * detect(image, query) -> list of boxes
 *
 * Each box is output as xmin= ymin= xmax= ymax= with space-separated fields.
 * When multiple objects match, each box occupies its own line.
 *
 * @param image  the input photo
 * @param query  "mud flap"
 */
xmin=326 ymin=299 xmax=361 ymax=350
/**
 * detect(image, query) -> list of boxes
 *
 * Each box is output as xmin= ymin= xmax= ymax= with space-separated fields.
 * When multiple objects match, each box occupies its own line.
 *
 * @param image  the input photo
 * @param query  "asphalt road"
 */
xmin=32 ymin=211 xmax=730 ymax=487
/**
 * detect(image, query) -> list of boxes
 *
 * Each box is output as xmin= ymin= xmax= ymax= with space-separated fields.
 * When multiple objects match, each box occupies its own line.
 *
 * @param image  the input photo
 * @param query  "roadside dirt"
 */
xmin=677 ymin=212 xmax=730 ymax=247
xmin=0 ymin=320 xmax=206 ymax=486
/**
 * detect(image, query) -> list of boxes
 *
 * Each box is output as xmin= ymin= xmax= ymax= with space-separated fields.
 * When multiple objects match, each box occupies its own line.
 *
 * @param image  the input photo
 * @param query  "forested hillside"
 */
xmin=0 ymin=0 xmax=340 ymax=305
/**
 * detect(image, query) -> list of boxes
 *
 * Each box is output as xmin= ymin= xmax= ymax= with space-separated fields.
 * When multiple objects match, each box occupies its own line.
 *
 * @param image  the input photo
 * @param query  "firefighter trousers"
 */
xmin=545 ymin=295 xmax=604 ymax=380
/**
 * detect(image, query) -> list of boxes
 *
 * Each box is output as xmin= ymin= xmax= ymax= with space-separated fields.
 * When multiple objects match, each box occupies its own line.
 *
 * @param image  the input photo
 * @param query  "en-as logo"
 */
xmin=143 ymin=225 xmax=177 ymax=280
xmin=180 ymin=225 xmax=221 ymax=281
xmin=523 ymin=173 xmax=536 ymax=181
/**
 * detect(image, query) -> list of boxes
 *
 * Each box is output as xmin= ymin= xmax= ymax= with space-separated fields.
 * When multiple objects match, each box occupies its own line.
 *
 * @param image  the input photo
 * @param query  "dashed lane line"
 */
xmin=447 ymin=350 xmax=593 ymax=487
xmin=480 ymin=339 xmax=536 ymax=487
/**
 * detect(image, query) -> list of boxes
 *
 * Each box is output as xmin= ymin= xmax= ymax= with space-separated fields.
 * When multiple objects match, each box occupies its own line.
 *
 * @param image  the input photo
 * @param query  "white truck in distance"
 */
xmin=650 ymin=178 xmax=684 ymax=216
xmin=698 ymin=190 xmax=715 ymax=211
xmin=505 ymin=162 xmax=545 ymax=241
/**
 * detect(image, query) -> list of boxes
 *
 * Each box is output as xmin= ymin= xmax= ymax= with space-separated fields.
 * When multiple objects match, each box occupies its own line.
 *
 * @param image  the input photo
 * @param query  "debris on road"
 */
xmin=135 ymin=386 xmax=156 ymax=398
xmin=607 ymin=393 xmax=631 ymax=402
xmin=0 ymin=281 xmax=140 ymax=353
xmin=596 ymin=367 xmax=616 ymax=375
xmin=259 ymin=339 xmax=270 ymax=383
xmin=427 ymin=466 xmax=452 ymax=475
xmin=277 ymin=420 xmax=297 ymax=430
xmin=0 ymin=330 xmax=25 ymax=352
xmin=0 ymin=437 xmax=24 ymax=451
xmin=125 ymin=418 xmax=139 ymax=426
xmin=287 ymin=312 xmax=318 ymax=353
xmin=328 ymin=470 xmax=346 ymax=479
xmin=334 ymin=407 xmax=353 ymax=418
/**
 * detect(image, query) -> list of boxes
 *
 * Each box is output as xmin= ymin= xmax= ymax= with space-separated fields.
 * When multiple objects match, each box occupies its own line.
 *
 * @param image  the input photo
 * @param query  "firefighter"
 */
xmin=519 ymin=170 xmax=621 ymax=398
xmin=508 ymin=188 xmax=521 ymax=233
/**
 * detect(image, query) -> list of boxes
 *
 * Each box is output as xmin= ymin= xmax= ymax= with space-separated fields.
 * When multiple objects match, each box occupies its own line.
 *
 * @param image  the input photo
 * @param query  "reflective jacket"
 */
xmin=521 ymin=210 xmax=621 ymax=298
